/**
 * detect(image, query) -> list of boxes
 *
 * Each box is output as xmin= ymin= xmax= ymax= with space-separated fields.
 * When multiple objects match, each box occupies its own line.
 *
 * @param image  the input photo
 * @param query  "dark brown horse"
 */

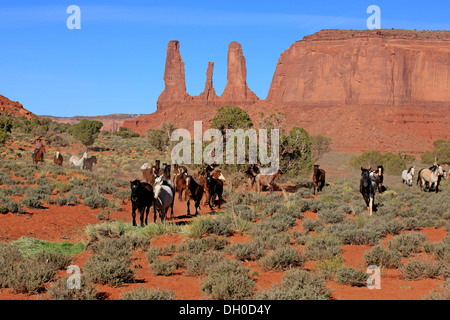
xmin=33 ymin=146 xmax=46 ymax=164
xmin=174 ymin=172 xmax=188 ymax=201
xmin=312 ymin=165 xmax=325 ymax=195
xmin=185 ymin=175 xmax=204 ymax=216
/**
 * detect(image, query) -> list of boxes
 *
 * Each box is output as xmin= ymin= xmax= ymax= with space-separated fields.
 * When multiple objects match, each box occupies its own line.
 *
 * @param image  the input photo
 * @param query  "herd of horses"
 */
xmin=131 ymin=161 xmax=227 ymax=226
xmin=31 ymin=147 xmax=98 ymax=172
xmin=358 ymin=164 xmax=446 ymax=216
xmin=30 ymin=146 xmax=448 ymax=225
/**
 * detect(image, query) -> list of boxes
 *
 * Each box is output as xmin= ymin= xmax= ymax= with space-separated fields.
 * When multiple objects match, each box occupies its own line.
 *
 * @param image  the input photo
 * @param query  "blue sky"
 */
xmin=1 ymin=0 xmax=449 ymax=117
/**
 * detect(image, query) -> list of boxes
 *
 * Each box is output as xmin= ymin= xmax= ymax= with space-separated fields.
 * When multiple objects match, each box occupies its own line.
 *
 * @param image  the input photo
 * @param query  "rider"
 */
xmin=32 ymin=137 xmax=44 ymax=161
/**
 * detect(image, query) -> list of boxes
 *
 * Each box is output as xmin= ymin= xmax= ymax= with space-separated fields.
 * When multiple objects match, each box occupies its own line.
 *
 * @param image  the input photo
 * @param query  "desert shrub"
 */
xmin=253 ymin=233 xmax=290 ymax=250
xmin=47 ymin=277 xmax=98 ymax=300
xmin=340 ymin=228 xmax=381 ymax=246
xmin=25 ymin=185 xmax=52 ymax=200
xmin=84 ymin=195 xmax=110 ymax=209
xmin=255 ymin=269 xmax=332 ymax=300
xmin=84 ymin=238 xmax=135 ymax=287
xmin=336 ymin=267 xmax=369 ymax=287
xmin=20 ymin=196 xmax=43 ymax=209
xmin=388 ymin=233 xmax=427 ymax=257
xmin=0 ymin=246 xmax=24 ymax=288
xmin=184 ymin=251 xmax=224 ymax=276
xmin=316 ymin=256 xmax=345 ymax=280
xmin=97 ymin=209 xmax=111 ymax=221
xmin=400 ymin=258 xmax=444 ymax=280
xmin=32 ymin=250 xmax=72 ymax=271
xmin=201 ymin=259 xmax=255 ymax=300
xmin=363 ymin=245 xmax=402 ymax=269
xmin=51 ymin=181 xmax=72 ymax=194
xmin=306 ymin=235 xmax=342 ymax=260
xmin=425 ymin=279 xmax=450 ymax=300
xmin=187 ymin=215 xmax=234 ymax=238
xmin=318 ymin=208 xmax=346 ymax=224
xmin=96 ymin=182 xmax=119 ymax=195
xmin=350 ymin=150 xmax=406 ymax=175
xmin=177 ymin=236 xmax=229 ymax=254
xmin=149 ymin=258 xmax=177 ymax=276
xmin=301 ymin=218 xmax=324 ymax=233
xmin=227 ymin=240 xmax=265 ymax=261
xmin=258 ymin=246 xmax=305 ymax=271
xmin=0 ymin=198 xmax=24 ymax=214
xmin=120 ymin=287 xmax=177 ymax=300
xmin=250 ymin=213 xmax=297 ymax=237
xmin=7 ymin=260 xmax=57 ymax=294
xmin=232 ymin=204 xmax=257 ymax=222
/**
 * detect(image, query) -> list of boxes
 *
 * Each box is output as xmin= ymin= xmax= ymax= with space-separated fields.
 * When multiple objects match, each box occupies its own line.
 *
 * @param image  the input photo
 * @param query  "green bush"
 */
xmin=400 ymin=258 xmax=444 ymax=280
xmin=258 ymin=247 xmax=305 ymax=271
xmin=350 ymin=150 xmax=406 ymax=175
xmin=120 ymin=287 xmax=177 ymax=300
xmin=336 ymin=267 xmax=369 ymax=287
xmin=363 ymin=245 xmax=402 ymax=269
xmin=227 ymin=240 xmax=265 ymax=261
xmin=388 ymin=233 xmax=427 ymax=257
xmin=47 ymin=277 xmax=98 ymax=300
xmin=84 ymin=195 xmax=110 ymax=209
xmin=255 ymin=269 xmax=332 ymax=300
xmin=184 ymin=251 xmax=224 ymax=276
xmin=201 ymin=259 xmax=255 ymax=300
xmin=149 ymin=258 xmax=177 ymax=276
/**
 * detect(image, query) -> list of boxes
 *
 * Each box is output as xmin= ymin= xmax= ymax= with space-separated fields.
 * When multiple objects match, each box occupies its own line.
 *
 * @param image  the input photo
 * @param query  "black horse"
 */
xmin=206 ymin=174 xmax=224 ymax=209
xmin=130 ymin=179 xmax=155 ymax=227
xmin=360 ymin=167 xmax=377 ymax=216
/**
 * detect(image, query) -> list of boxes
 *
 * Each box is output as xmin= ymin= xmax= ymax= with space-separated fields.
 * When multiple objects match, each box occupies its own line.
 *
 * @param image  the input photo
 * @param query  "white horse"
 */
xmin=417 ymin=164 xmax=444 ymax=192
xmin=154 ymin=177 xmax=174 ymax=222
xmin=69 ymin=151 xmax=88 ymax=169
xmin=401 ymin=166 xmax=415 ymax=186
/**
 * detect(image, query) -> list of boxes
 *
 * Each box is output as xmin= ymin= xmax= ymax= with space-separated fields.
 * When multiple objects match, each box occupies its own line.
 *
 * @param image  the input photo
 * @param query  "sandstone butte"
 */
xmin=0 ymin=94 xmax=36 ymax=120
xmin=123 ymin=29 xmax=450 ymax=155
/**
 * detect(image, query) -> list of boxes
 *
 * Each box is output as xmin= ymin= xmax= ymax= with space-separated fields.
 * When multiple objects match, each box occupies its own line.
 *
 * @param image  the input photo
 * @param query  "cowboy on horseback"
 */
xmin=32 ymin=137 xmax=45 ymax=162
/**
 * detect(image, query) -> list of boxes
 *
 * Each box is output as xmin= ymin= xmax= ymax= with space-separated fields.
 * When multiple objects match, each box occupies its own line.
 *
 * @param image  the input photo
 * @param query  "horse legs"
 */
xmin=187 ymin=199 xmax=191 ymax=216
xmin=144 ymin=206 xmax=150 ymax=225
xmin=369 ymin=196 xmax=373 ymax=216
xmin=139 ymin=207 xmax=145 ymax=227
xmin=132 ymin=206 xmax=137 ymax=227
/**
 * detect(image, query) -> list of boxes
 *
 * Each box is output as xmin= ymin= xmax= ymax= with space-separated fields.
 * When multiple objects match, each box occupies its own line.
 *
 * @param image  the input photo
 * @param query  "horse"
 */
xmin=154 ymin=175 xmax=175 ymax=219
xmin=360 ymin=167 xmax=377 ymax=216
xmin=197 ymin=166 xmax=224 ymax=205
xmin=375 ymin=165 xmax=384 ymax=193
xmin=312 ymin=165 xmax=326 ymax=195
xmin=173 ymin=163 xmax=188 ymax=176
xmin=53 ymin=151 xmax=63 ymax=167
xmin=185 ymin=175 xmax=204 ymax=216
xmin=244 ymin=164 xmax=259 ymax=190
xmin=174 ymin=171 xmax=188 ymax=201
xmin=401 ymin=166 xmax=415 ymax=186
xmin=255 ymin=168 xmax=280 ymax=193
xmin=83 ymin=156 xmax=97 ymax=172
xmin=153 ymin=177 xmax=174 ymax=223
xmin=417 ymin=164 xmax=444 ymax=193
xmin=141 ymin=163 xmax=157 ymax=187
xmin=69 ymin=151 xmax=88 ymax=169
xmin=162 ymin=163 xmax=171 ymax=180
xmin=130 ymin=180 xmax=155 ymax=227
xmin=206 ymin=174 xmax=224 ymax=209
xmin=33 ymin=146 xmax=46 ymax=164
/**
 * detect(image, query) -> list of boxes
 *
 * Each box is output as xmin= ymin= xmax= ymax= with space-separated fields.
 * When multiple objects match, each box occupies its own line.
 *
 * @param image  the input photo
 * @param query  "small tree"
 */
xmin=311 ymin=135 xmax=332 ymax=161
xmin=280 ymin=127 xmax=314 ymax=176
xmin=210 ymin=106 xmax=253 ymax=135
xmin=147 ymin=129 xmax=169 ymax=152
xmin=71 ymin=119 xmax=103 ymax=148
xmin=115 ymin=127 xmax=139 ymax=139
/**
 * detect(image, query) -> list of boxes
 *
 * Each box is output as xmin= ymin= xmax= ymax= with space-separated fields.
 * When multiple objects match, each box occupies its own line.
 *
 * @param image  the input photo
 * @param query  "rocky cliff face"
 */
xmin=124 ymin=29 xmax=450 ymax=154
xmin=266 ymin=29 xmax=450 ymax=105
xmin=0 ymin=94 xmax=36 ymax=119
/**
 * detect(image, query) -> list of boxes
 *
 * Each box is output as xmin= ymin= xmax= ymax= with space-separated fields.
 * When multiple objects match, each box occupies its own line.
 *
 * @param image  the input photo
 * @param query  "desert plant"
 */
xmin=120 ymin=287 xmax=177 ymax=300
xmin=201 ymin=259 xmax=255 ymax=300
xmin=400 ymin=258 xmax=444 ymax=280
xmin=363 ymin=245 xmax=402 ymax=269
xmin=258 ymin=246 xmax=305 ymax=271
xmin=336 ymin=267 xmax=369 ymax=287
xmin=46 ymin=277 xmax=98 ymax=300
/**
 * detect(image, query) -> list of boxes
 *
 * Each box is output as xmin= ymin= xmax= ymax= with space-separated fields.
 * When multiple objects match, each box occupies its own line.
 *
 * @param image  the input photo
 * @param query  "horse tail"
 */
xmin=416 ymin=169 xmax=423 ymax=185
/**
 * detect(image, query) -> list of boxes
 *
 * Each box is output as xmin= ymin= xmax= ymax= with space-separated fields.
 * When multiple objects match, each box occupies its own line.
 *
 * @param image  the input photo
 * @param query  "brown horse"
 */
xmin=312 ymin=165 xmax=325 ymax=195
xmin=53 ymin=151 xmax=63 ymax=166
xmin=33 ymin=146 xmax=46 ymax=164
xmin=174 ymin=172 xmax=188 ymax=201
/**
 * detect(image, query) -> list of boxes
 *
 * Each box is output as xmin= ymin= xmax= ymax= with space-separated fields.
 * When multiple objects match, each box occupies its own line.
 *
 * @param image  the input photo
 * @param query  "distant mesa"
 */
xmin=124 ymin=29 xmax=450 ymax=154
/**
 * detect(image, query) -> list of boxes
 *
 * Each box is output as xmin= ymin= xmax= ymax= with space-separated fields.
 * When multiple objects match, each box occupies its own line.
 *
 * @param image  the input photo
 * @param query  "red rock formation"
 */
xmin=124 ymin=29 xmax=450 ymax=155
xmin=156 ymin=40 xmax=190 ymax=110
xmin=195 ymin=62 xmax=219 ymax=103
xmin=0 ymin=94 xmax=36 ymax=119
xmin=220 ymin=42 xmax=259 ymax=104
